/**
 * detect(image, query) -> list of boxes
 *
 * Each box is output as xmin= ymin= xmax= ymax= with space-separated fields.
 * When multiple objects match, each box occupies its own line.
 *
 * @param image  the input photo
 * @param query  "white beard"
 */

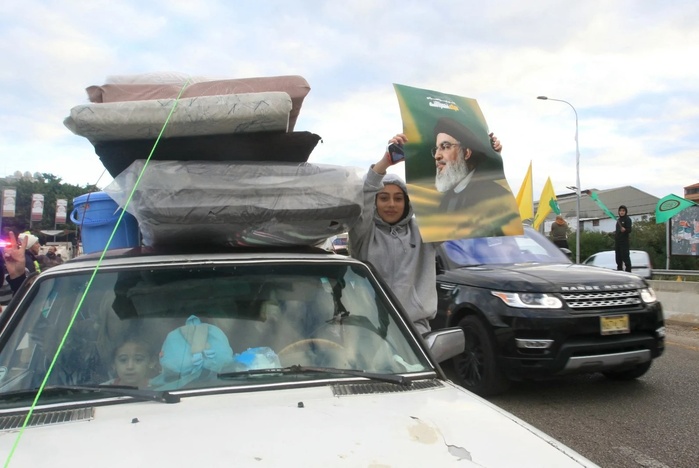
xmin=435 ymin=155 xmax=468 ymax=192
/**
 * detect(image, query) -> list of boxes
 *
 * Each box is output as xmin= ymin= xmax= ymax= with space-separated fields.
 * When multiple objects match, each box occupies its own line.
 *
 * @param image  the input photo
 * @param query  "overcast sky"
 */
xmin=2 ymin=0 xmax=698 ymax=204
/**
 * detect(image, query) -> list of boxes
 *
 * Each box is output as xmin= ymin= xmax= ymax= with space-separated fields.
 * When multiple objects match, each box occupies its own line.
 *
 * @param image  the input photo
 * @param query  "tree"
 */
xmin=0 ymin=173 xmax=99 ymax=242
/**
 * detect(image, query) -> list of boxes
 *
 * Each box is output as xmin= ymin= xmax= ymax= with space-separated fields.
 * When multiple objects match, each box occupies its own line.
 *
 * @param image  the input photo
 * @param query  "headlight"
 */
xmin=491 ymin=291 xmax=563 ymax=309
xmin=640 ymin=287 xmax=657 ymax=304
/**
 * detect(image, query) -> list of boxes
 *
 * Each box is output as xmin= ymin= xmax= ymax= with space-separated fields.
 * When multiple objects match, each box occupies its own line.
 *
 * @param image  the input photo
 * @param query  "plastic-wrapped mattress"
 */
xmin=64 ymin=92 xmax=293 ymax=142
xmin=104 ymin=160 xmax=364 ymax=248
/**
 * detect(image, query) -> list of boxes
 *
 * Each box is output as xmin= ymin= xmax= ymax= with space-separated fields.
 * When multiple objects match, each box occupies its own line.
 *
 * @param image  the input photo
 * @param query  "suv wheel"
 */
xmin=453 ymin=315 xmax=510 ymax=396
xmin=602 ymin=361 xmax=652 ymax=380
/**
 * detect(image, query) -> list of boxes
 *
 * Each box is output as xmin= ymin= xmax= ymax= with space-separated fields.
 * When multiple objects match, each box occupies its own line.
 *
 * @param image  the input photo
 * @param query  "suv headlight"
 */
xmin=640 ymin=287 xmax=657 ymax=304
xmin=491 ymin=291 xmax=563 ymax=309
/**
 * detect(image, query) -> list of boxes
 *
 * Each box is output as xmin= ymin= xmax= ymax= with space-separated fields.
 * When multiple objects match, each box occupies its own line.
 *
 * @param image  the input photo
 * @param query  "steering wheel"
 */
xmin=278 ymin=338 xmax=345 ymax=357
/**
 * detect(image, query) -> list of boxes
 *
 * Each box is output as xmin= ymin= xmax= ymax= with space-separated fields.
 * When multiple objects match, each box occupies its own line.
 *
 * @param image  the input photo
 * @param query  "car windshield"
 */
xmin=0 ymin=261 xmax=431 ymax=406
xmin=444 ymin=228 xmax=571 ymax=267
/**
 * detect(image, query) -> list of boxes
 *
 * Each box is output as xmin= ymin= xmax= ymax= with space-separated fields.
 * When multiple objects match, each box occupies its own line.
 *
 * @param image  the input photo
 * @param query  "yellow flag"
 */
xmin=533 ymin=177 xmax=558 ymax=229
xmin=515 ymin=161 xmax=533 ymax=221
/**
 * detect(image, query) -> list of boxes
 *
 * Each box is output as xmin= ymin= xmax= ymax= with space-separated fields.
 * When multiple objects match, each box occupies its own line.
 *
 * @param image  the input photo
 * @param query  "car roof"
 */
xmin=41 ymin=245 xmax=362 ymax=274
xmin=587 ymin=250 xmax=649 ymax=259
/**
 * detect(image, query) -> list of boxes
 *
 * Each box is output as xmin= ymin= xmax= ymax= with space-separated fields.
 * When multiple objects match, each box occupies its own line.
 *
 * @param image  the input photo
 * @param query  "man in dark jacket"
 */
xmin=615 ymin=205 xmax=633 ymax=272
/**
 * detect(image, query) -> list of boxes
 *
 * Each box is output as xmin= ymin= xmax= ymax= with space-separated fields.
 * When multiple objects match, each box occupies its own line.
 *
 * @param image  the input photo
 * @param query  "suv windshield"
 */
xmin=0 ymin=261 xmax=431 ymax=404
xmin=444 ymin=227 xmax=571 ymax=267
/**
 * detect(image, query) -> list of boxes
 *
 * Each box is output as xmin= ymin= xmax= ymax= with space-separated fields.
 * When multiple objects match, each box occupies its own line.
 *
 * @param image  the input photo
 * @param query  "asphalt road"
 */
xmin=458 ymin=324 xmax=699 ymax=467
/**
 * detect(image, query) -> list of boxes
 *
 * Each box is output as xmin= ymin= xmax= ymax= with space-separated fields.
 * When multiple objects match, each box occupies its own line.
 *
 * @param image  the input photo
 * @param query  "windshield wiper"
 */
xmin=218 ymin=365 xmax=410 ymax=386
xmin=0 ymin=384 xmax=180 ymax=404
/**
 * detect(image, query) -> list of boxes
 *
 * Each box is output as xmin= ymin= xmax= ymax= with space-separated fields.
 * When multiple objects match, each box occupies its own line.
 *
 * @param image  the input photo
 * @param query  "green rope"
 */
xmin=4 ymin=81 xmax=191 ymax=468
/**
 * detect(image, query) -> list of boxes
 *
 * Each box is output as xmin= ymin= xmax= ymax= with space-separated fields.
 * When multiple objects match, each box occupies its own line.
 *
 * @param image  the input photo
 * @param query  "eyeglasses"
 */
xmin=431 ymin=141 xmax=461 ymax=157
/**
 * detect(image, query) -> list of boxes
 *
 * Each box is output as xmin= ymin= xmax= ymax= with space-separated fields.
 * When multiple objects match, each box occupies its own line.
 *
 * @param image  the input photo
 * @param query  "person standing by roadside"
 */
xmin=549 ymin=215 xmax=569 ymax=249
xmin=18 ymin=232 xmax=42 ymax=274
xmin=2 ymin=231 xmax=28 ymax=295
xmin=38 ymin=245 xmax=64 ymax=270
xmin=615 ymin=205 xmax=632 ymax=272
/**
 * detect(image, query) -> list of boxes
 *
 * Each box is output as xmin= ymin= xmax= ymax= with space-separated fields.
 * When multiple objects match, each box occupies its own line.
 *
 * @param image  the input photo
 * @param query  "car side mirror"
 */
xmin=422 ymin=327 xmax=465 ymax=362
xmin=435 ymin=255 xmax=446 ymax=275
xmin=559 ymin=247 xmax=573 ymax=260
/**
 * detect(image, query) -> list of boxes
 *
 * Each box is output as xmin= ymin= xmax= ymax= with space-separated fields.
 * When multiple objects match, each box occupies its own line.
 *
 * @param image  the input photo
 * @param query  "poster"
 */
xmin=393 ymin=84 xmax=522 ymax=242
xmin=31 ymin=193 xmax=44 ymax=222
xmin=2 ymin=188 xmax=16 ymax=217
xmin=670 ymin=205 xmax=699 ymax=256
xmin=56 ymin=199 xmax=68 ymax=224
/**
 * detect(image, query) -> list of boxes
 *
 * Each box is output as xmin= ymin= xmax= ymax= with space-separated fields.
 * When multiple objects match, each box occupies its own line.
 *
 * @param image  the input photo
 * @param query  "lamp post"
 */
xmin=537 ymin=96 xmax=581 ymax=263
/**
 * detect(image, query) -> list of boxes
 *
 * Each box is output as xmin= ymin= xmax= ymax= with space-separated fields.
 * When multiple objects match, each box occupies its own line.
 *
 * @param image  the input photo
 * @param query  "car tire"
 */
xmin=453 ymin=315 xmax=510 ymax=396
xmin=602 ymin=361 xmax=652 ymax=380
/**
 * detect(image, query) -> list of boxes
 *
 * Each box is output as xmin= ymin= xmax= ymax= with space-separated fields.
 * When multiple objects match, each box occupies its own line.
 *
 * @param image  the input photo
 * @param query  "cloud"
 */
xmin=0 ymin=0 xmax=697 ymax=200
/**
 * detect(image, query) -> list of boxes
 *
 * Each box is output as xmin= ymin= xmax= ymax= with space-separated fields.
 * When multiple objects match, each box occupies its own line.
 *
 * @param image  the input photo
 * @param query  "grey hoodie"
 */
xmin=349 ymin=168 xmax=437 ymax=334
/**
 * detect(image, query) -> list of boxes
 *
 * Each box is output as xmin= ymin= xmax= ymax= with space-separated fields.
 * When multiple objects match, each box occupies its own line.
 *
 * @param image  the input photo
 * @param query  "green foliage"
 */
xmin=630 ymin=218 xmax=665 ymax=269
xmin=0 ymin=173 xmax=98 ymax=241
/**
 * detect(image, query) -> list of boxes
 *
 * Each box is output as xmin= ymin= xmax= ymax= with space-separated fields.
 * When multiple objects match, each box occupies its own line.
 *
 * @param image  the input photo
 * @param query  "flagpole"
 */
xmin=529 ymin=163 xmax=534 ymax=222
xmin=537 ymin=96 xmax=581 ymax=263
xmin=666 ymin=221 xmax=670 ymax=270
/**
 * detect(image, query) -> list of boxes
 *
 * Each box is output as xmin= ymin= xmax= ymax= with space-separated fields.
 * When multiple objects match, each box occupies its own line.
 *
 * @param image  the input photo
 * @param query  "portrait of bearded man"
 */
xmin=429 ymin=117 xmax=520 ymax=237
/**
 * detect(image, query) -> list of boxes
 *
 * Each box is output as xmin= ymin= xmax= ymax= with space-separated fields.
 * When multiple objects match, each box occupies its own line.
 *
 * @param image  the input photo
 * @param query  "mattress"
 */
xmin=92 ymin=131 xmax=322 ymax=178
xmin=103 ymin=160 xmax=364 ymax=248
xmin=64 ymin=92 xmax=293 ymax=142
xmin=85 ymin=75 xmax=311 ymax=131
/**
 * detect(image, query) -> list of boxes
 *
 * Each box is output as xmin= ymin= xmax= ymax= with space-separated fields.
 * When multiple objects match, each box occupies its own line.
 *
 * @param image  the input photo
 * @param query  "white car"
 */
xmin=583 ymin=250 xmax=653 ymax=279
xmin=0 ymin=247 xmax=597 ymax=467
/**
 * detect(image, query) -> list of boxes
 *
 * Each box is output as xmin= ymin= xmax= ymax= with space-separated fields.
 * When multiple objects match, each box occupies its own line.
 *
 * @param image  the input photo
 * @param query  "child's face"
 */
xmin=114 ymin=342 xmax=153 ymax=388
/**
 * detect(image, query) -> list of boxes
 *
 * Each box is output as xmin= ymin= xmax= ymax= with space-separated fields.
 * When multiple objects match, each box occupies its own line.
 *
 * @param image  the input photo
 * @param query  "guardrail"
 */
xmin=648 ymin=279 xmax=699 ymax=325
xmin=653 ymin=269 xmax=699 ymax=278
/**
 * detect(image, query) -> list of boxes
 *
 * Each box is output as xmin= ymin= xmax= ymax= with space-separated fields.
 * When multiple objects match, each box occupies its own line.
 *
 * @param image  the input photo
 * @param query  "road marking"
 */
xmin=615 ymin=446 xmax=672 ymax=468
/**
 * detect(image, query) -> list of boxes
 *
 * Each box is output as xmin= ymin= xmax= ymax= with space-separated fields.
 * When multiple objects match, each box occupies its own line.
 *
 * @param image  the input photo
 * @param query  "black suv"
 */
xmin=432 ymin=227 xmax=665 ymax=396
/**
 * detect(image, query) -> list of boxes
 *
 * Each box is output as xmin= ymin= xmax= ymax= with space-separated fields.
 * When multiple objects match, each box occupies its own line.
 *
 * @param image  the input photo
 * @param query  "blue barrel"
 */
xmin=71 ymin=192 xmax=139 ymax=254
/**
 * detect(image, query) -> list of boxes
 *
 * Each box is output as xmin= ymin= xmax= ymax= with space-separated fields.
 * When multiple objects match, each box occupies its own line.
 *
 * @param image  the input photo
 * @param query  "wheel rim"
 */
xmin=457 ymin=327 xmax=485 ymax=388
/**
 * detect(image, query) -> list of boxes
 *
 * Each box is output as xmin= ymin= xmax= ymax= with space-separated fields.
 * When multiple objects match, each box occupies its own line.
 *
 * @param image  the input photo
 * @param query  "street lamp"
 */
xmin=537 ymin=96 xmax=581 ymax=264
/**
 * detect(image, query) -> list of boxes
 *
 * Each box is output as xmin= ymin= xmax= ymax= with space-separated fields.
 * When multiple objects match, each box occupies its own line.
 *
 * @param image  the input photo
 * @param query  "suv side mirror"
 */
xmin=435 ymin=255 xmax=446 ymax=275
xmin=559 ymin=247 xmax=573 ymax=260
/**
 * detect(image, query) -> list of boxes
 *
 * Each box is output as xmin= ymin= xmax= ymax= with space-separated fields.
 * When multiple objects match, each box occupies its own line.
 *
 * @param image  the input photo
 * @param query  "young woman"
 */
xmin=348 ymin=134 xmax=436 ymax=334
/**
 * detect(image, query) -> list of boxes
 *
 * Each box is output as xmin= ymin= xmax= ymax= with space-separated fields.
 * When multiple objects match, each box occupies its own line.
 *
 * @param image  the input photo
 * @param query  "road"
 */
xmin=469 ymin=324 xmax=699 ymax=467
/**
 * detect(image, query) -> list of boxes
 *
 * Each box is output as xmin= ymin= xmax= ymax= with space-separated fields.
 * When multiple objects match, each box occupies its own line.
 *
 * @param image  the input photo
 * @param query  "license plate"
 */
xmin=600 ymin=314 xmax=630 ymax=335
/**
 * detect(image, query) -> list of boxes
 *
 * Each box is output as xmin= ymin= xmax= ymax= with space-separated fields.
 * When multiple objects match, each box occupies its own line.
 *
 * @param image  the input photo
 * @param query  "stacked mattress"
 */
xmin=104 ymin=160 xmax=363 ymax=248
xmin=65 ymin=74 xmax=321 ymax=177
xmin=66 ymin=73 xmax=362 ymax=247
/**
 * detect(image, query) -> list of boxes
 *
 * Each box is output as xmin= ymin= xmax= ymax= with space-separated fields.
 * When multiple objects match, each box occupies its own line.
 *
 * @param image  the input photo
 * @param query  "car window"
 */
xmin=630 ymin=252 xmax=650 ymax=267
xmin=583 ymin=254 xmax=597 ymax=265
xmin=0 ymin=262 xmax=431 ymax=404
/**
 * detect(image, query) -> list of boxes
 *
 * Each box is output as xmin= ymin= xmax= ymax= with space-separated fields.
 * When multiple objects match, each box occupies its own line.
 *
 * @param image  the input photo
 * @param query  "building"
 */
xmin=684 ymin=182 xmax=699 ymax=203
xmin=535 ymin=186 xmax=659 ymax=234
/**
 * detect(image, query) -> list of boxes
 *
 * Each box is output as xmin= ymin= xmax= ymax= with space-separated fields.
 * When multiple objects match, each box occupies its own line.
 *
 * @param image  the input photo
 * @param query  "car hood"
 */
xmin=441 ymin=262 xmax=647 ymax=292
xmin=0 ymin=382 xmax=594 ymax=467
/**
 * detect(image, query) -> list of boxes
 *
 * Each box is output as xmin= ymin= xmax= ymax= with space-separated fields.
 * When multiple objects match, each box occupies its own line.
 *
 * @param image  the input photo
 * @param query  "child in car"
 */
xmin=104 ymin=333 xmax=158 ymax=388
